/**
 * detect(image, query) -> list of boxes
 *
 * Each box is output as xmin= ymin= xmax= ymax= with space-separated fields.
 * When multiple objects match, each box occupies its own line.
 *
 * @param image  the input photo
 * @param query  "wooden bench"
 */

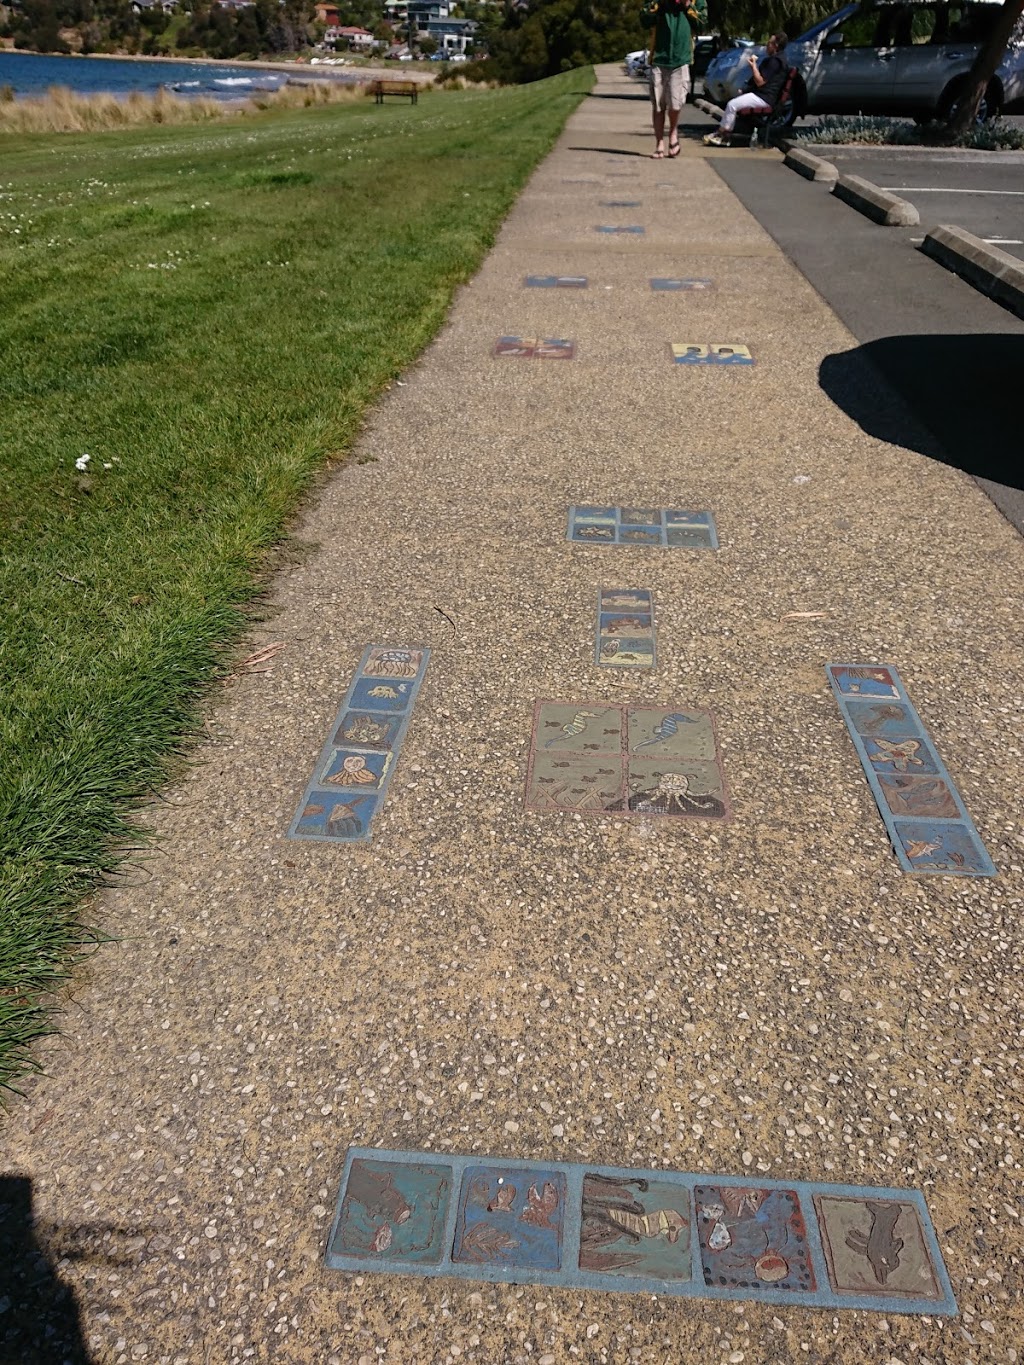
xmin=372 ymin=80 xmax=419 ymax=105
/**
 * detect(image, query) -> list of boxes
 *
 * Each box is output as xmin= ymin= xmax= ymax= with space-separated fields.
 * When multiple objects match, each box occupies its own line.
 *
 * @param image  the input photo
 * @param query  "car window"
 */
xmin=833 ymin=8 xmax=899 ymax=45
xmin=946 ymin=2 xmax=998 ymax=41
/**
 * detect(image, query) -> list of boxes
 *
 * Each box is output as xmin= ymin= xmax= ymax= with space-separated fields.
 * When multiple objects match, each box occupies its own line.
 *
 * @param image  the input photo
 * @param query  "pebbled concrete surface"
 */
xmin=3 ymin=67 xmax=1024 ymax=1365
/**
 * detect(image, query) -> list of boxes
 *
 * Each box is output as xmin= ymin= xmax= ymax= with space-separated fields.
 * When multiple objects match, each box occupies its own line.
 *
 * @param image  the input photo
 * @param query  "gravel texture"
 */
xmin=3 ymin=67 xmax=1023 ymax=1365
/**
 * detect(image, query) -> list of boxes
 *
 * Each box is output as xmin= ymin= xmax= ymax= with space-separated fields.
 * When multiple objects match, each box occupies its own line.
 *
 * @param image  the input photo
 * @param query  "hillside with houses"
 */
xmin=0 ymin=0 xmax=486 ymax=61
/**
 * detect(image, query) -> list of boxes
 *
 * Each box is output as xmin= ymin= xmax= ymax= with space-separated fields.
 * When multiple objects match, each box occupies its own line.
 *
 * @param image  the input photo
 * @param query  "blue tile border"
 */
xmin=324 ymin=1148 xmax=957 ymax=1317
xmin=596 ymin=588 xmax=656 ymax=668
xmin=568 ymin=506 xmax=718 ymax=549
xmin=288 ymin=646 xmax=429 ymax=843
xmin=827 ymin=663 xmax=995 ymax=876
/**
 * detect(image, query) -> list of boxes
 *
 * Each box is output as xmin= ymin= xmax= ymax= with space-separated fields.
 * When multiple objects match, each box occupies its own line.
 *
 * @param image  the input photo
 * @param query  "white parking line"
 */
xmin=985 ymin=238 xmax=1024 ymax=245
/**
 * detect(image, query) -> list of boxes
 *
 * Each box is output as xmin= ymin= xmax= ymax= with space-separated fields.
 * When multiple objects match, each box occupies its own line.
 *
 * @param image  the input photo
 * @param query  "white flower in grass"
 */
xmin=75 ymin=453 xmax=91 ymax=471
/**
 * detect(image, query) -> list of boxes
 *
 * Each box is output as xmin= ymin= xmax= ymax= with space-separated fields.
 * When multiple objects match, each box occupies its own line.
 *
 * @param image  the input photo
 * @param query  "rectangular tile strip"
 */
xmin=651 ymin=278 xmax=715 ymax=291
xmin=827 ymin=663 xmax=995 ymax=876
xmin=524 ymin=275 xmax=588 ymax=289
xmin=524 ymin=699 xmax=729 ymax=820
xmin=596 ymin=225 xmax=645 ymax=235
xmin=568 ymin=505 xmax=718 ymax=549
xmin=288 ymin=646 xmax=429 ymax=843
xmin=595 ymin=588 xmax=656 ymax=669
xmin=325 ymin=1148 xmax=957 ymax=1317
xmin=671 ymin=343 xmax=754 ymax=365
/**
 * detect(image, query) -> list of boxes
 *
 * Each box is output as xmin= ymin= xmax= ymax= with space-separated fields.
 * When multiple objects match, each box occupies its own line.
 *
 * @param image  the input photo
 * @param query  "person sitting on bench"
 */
xmin=703 ymin=32 xmax=789 ymax=146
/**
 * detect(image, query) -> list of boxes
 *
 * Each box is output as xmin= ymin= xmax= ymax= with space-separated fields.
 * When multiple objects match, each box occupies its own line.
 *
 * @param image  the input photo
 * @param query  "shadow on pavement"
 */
xmin=587 ymin=90 xmax=648 ymax=101
xmin=819 ymin=335 xmax=1024 ymax=493
xmin=567 ymin=145 xmax=651 ymax=157
xmin=0 ymin=1174 xmax=104 ymax=1364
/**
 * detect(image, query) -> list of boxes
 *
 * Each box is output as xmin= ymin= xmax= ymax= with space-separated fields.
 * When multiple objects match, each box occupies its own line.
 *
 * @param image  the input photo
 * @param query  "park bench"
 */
xmin=738 ymin=66 xmax=798 ymax=148
xmin=371 ymin=80 xmax=419 ymax=105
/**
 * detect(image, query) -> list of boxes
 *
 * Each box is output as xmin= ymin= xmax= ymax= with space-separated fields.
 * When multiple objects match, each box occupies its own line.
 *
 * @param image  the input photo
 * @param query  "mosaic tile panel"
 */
xmin=596 ymin=224 xmax=645 ymax=235
xmin=651 ymin=278 xmax=715 ymax=291
xmin=289 ymin=646 xmax=428 ymax=843
xmin=325 ymin=1149 xmax=957 ymax=1316
xmin=524 ymin=275 xmax=588 ymax=289
xmin=827 ymin=662 xmax=995 ymax=876
xmin=494 ymin=336 xmax=575 ymax=359
xmin=672 ymin=343 xmax=754 ymax=365
xmin=568 ymin=506 xmax=718 ymax=549
xmin=524 ymin=700 xmax=730 ymax=821
xmin=596 ymin=588 xmax=656 ymax=669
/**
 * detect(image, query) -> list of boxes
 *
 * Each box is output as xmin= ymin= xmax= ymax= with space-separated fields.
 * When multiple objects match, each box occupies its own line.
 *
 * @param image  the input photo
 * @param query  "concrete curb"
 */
xmin=921 ymin=224 xmax=1024 ymax=320
xmin=832 ymin=173 xmax=919 ymax=227
xmin=693 ymin=97 xmax=722 ymax=122
xmin=784 ymin=147 xmax=838 ymax=186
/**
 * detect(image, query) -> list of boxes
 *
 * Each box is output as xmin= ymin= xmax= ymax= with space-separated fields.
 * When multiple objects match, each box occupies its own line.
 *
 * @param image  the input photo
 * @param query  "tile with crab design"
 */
xmin=671 ymin=343 xmax=754 ymax=365
xmin=524 ymin=700 xmax=730 ymax=820
xmin=827 ymin=662 xmax=995 ymax=876
xmin=289 ymin=645 xmax=429 ymax=843
xmin=568 ymin=506 xmax=717 ymax=549
xmin=494 ymin=336 xmax=575 ymax=359
xmin=324 ymin=1148 xmax=957 ymax=1316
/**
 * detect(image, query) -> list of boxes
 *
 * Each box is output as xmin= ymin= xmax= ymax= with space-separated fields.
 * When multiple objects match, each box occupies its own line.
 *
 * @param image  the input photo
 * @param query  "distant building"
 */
xmin=314 ymin=3 xmax=340 ymax=24
xmin=420 ymin=15 xmax=476 ymax=53
xmin=130 ymin=0 xmax=178 ymax=13
xmin=325 ymin=23 xmax=375 ymax=48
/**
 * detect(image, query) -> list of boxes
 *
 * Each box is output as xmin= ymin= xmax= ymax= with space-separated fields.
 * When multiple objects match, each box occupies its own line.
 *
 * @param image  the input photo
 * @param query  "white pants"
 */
xmin=720 ymin=91 xmax=770 ymax=132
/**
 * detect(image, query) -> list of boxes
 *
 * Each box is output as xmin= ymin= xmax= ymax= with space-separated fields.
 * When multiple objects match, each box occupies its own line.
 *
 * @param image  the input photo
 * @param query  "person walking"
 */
xmin=642 ymin=0 xmax=707 ymax=159
xmin=703 ymin=32 xmax=789 ymax=146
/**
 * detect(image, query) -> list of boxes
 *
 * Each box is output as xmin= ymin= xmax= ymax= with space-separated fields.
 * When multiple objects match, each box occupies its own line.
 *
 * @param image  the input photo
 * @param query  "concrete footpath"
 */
xmin=4 ymin=65 xmax=1024 ymax=1364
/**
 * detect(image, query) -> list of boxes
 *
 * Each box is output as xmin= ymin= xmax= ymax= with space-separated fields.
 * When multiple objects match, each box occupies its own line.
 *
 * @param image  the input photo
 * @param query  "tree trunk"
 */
xmin=947 ymin=0 xmax=1024 ymax=134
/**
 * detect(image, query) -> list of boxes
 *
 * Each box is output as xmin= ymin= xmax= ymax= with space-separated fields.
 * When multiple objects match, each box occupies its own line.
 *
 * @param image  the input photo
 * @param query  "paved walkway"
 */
xmin=6 ymin=65 xmax=1024 ymax=1365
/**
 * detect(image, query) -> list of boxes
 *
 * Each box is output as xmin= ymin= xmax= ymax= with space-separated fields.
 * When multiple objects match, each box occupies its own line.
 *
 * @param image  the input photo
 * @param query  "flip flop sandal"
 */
xmin=668 ymin=139 xmax=681 ymax=158
xmin=652 ymin=147 xmax=665 ymax=158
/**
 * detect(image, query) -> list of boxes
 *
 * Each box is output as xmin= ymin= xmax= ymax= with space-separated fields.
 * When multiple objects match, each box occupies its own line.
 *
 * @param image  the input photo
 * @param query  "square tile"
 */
xmin=666 ymin=526 xmax=716 ymax=548
xmin=579 ymin=1174 xmax=691 ymax=1280
xmin=651 ymin=278 xmax=715 ymax=291
xmin=452 ymin=1166 xmax=566 ymax=1271
xmin=627 ymin=707 xmax=717 ymax=760
xmin=814 ymin=1196 xmax=944 ymax=1301
xmin=331 ymin=710 xmax=405 ymax=751
xmin=494 ymin=335 xmax=536 ymax=357
xmin=330 ymin=1157 xmax=453 ymax=1265
xmin=293 ymin=790 xmax=378 ymax=840
xmin=625 ymin=758 xmax=727 ymax=818
xmin=348 ymin=676 xmax=416 ymax=713
xmin=842 ymin=699 xmax=922 ymax=742
xmin=877 ymin=774 xmax=960 ymax=819
xmin=361 ymin=647 xmax=425 ymax=681
xmin=534 ymin=701 xmax=622 ymax=755
xmin=534 ymin=338 xmax=575 ymax=359
xmin=892 ymin=820 xmax=995 ymax=874
xmin=695 ymin=1186 xmax=816 ymax=1293
xmin=828 ymin=665 xmax=903 ymax=700
xmin=527 ymin=752 xmax=624 ymax=812
xmin=319 ymin=747 xmax=393 ymax=792
xmin=524 ymin=275 xmax=588 ymax=289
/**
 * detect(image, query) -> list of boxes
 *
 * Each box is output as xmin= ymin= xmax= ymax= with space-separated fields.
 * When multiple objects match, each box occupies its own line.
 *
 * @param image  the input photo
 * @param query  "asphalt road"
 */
xmin=802 ymin=145 xmax=1024 ymax=263
xmin=710 ymin=147 xmax=1024 ymax=535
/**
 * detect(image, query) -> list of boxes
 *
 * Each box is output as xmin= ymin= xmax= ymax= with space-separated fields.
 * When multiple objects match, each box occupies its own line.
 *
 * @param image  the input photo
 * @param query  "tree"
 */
xmin=948 ymin=0 xmax=1024 ymax=133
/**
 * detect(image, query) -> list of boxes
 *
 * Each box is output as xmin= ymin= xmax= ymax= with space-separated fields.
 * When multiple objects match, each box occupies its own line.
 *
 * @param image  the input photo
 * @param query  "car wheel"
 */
xmin=940 ymin=79 xmax=1002 ymax=126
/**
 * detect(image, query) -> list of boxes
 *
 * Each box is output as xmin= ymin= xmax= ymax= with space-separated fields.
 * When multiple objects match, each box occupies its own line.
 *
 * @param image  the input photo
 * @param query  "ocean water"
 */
xmin=0 ymin=50 xmax=319 ymax=100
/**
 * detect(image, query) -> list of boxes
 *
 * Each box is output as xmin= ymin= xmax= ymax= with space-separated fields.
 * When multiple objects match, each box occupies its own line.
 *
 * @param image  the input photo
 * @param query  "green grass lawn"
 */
xmin=0 ymin=69 xmax=592 ymax=1094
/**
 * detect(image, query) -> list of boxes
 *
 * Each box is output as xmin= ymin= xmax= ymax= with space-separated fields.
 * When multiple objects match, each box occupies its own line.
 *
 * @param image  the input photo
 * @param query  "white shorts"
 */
xmin=649 ymin=65 xmax=691 ymax=113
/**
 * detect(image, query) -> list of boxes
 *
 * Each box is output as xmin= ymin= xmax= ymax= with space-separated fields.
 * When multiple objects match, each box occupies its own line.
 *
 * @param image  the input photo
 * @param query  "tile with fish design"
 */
xmin=671 ymin=343 xmax=754 ymax=365
xmin=452 ymin=1166 xmax=566 ymax=1272
xmin=524 ymin=275 xmax=588 ymax=288
xmin=568 ymin=506 xmax=717 ymax=549
xmin=596 ymin=588 xmax=656 ymax=669
xmin=289 ymin=645 xmax=428 ymax=843
xmin=524 ymin=701 xmax=730 ymax=821
xmin=814 ymin=1195 xmax=945 ymax=1302
xmin=328 ymin=1157 xmax=452 ymax=1266
xmin=827 ymin=662 xmax=995 ymax=876
xmin=493 ymin=336 xmax=575 ymax=359
xmin=325 ymin=1149 xmax=957 ymax=1314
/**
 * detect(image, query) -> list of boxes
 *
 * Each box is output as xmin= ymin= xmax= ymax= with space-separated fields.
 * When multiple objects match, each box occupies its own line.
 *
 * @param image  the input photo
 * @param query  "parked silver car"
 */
xmin=702 ymin=0 xmax=1024 ymax=122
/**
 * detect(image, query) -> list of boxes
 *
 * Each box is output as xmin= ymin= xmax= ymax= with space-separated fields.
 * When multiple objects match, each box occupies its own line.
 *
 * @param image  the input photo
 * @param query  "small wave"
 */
xmin=174 ymin=80 xmax=201 ymax=88
xmin=213 ymin=77 xmax=254 ymax=86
